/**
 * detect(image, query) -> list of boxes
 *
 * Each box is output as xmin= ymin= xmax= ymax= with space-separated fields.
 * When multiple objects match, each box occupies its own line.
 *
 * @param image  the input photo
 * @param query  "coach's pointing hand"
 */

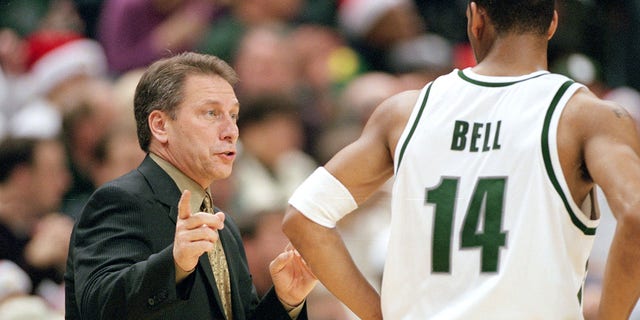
xmin=173 ymin=190 xmax=225 ymax=282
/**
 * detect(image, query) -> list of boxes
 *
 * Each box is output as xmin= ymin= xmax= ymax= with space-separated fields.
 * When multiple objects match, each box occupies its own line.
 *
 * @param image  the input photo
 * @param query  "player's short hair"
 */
xmin=134 ymin=52 xmax=238 ymax=152
xmin=471 ymin=0 xmax=556 ymax=36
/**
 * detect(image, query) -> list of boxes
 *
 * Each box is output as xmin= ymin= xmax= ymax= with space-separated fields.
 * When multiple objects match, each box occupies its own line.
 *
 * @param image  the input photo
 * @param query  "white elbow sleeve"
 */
xmin=288 ymin=167 xmax=358 ymax=228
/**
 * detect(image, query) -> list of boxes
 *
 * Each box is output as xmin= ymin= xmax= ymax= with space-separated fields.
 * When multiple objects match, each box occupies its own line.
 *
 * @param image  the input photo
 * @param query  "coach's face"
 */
xmin=153 ymin=74 xmax=239 ymax=188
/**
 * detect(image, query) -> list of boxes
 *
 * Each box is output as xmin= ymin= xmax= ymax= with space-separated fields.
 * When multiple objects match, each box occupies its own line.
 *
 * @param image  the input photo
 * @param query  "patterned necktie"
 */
xmin=202 ymin=193 xmax=232 ymax=320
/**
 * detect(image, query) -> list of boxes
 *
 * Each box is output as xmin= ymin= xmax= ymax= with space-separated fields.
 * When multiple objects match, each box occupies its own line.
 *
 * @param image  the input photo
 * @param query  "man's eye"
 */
xmin=206 ymin=110 xmax=218 ymax=118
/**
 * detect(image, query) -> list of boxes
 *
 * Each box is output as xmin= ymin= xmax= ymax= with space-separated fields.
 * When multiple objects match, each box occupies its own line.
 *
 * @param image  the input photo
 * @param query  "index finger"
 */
xmin=178 ymin=190 xmax=192 ymax=220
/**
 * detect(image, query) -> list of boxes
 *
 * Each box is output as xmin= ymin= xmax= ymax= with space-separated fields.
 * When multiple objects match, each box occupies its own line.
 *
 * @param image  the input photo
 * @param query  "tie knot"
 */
xmin=202 ymin=193 xmax=213 ymax=213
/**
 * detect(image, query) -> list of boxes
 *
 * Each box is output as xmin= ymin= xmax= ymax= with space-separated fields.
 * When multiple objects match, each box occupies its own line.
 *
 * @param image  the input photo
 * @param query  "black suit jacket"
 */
xmin=65 ymin=156 xmax=306 ymax=319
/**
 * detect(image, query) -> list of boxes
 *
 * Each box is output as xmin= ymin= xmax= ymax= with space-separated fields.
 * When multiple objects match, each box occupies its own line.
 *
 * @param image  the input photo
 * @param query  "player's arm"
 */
xmin=569 ymin=90 xmax=640 ymax=319
xmin=283 ymin=90 xmax=419 ymax=320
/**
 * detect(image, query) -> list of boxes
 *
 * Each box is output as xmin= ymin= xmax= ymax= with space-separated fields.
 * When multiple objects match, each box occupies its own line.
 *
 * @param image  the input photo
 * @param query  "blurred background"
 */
xmin=1 ymin=0 xmax=639 ymax=319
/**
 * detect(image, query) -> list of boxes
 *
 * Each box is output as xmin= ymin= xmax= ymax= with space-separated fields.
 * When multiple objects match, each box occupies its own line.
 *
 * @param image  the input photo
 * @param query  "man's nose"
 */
xmin=220 ymin=116 xmax=239 ymax=142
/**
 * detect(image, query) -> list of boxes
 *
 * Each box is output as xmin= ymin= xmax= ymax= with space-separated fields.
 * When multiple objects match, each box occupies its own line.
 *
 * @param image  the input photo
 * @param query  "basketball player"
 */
xmin=283 ymin=1 xmax=640 ymax=319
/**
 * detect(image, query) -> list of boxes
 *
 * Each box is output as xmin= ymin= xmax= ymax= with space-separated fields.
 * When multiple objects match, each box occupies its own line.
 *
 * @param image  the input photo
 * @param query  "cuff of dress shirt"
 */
xmin=279 ymin=297 xmax=304 ymax=319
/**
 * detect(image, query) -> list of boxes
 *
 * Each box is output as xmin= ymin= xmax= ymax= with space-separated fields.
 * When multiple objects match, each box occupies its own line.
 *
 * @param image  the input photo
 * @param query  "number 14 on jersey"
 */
xmin=426 ymin=177 xmax=508 ymax=273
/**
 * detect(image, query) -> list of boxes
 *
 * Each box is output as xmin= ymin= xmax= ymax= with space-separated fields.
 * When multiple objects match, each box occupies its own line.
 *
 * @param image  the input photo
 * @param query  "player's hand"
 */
xmin=270 ymin=243 xmax=318 ymax=307
xmin=173 ymin=190 xmax=225 ymax=274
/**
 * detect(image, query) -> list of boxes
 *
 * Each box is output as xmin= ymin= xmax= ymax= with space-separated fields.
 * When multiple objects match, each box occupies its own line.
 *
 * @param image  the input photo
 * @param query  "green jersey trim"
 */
xmin=541 ymin=80 xmax=597 ymax=235
xmin=396 ymin=82 xmax=433 ymax=172
xmin=458 ymin=69 xmax=549 ymax=87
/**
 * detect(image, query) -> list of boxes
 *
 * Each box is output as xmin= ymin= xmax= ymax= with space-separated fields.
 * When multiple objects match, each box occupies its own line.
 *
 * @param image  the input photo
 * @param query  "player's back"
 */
xmin=385 ymin=68 xmax=599 ymax=319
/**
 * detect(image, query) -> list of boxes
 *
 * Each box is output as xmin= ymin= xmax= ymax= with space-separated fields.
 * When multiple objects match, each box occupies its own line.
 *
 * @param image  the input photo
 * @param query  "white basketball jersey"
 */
xmin=385 ymin=68 xmax=599 ymax=319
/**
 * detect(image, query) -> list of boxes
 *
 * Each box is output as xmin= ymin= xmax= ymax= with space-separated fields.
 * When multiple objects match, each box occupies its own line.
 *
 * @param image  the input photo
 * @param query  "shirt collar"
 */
xmin=149 ymin=152 xmax=210 ymax=213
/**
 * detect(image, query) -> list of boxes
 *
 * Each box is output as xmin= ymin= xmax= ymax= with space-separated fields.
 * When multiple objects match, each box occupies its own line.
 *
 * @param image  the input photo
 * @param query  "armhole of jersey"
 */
xmin=394 ymin=82 xmax=433 ymax=174
xmin=541 ymin=80 xmax=599 ymax=236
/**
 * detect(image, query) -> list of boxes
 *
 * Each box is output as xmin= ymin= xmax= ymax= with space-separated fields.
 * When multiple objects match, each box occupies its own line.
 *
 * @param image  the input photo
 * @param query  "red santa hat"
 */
xmin=25 ymin=30 xmax=107 ymax=95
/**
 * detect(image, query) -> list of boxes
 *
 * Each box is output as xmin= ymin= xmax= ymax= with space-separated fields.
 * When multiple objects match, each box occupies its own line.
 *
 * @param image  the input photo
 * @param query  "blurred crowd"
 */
xmin=1 ymin=0 xmax=639 ymax=319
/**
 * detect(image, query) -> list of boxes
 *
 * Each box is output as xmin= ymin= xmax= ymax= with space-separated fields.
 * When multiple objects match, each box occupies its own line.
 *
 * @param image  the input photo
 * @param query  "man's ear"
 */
xmin=149 ymin=110 xmax=169 ymax=144
xmin=547 ymin=10 xmax=559 ymax=40
xmin=468 ymin=2 xmax=486 ymax=41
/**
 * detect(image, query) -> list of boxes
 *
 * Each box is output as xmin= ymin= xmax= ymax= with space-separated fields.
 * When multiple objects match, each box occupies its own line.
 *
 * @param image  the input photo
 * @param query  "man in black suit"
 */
xmin=65 ymin=52 xmax=317 ymax=319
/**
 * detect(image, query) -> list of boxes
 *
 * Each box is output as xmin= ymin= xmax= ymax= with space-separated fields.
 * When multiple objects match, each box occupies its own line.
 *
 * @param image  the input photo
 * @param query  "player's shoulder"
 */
xmin=371 ymin=89 xmax=422 ymax=121
xmin=565 ymin=87 xmax=628 ymax=122
xmin=376 ymin=69 xmax=456 ymax=116
xmin=364 ymin=89 xmax=422 ymax=138
xmin=562 ymin=87 xmax=636 ymax=138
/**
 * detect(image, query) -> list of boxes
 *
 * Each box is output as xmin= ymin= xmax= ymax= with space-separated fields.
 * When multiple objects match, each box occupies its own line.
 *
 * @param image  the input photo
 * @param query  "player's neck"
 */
xmin=472 ymin=34 xmax=548 ymax=77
